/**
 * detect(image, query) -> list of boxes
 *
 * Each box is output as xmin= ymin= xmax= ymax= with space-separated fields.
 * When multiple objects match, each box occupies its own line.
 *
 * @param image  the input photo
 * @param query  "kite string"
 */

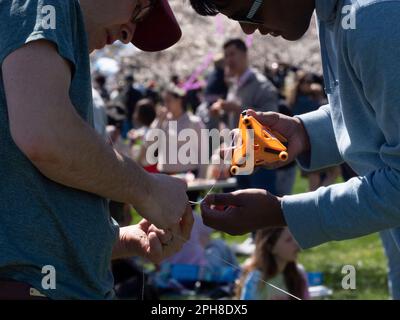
xmin=188 ymin=129 xmax=241 ymax=206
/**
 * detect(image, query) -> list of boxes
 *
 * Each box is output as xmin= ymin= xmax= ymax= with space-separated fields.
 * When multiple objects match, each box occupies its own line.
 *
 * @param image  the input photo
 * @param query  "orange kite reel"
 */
xmin=230 ymin=112 xmax=289 ymax=176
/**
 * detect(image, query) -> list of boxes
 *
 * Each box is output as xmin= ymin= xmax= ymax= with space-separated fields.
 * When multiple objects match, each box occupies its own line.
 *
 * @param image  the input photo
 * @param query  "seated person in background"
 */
xmin=128 ymin=99 xmax=157 ymax=144
xmin=149 ymin=84 xmax=207 ymax=178
xmin=144 ymin=84 xmax=208 ymax=202
xmin=236 ymin=228 xmax=309 ymax=300
xmin=128 ymin=99 xmax=158 ymax=172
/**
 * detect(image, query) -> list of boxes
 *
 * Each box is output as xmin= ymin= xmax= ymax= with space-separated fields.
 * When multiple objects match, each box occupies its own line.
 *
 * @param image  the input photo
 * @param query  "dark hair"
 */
xmin=223 ymin=38 xmax=248 ymax=53
xmin=134 ymin=99 xmax=156 ymax=127
xmin=170 ymin=75 xmax=180 ymax=85
xmin=236 ymin=228 xmax=307 ymax=300
xmin=94 ymin=73 xmax=107 ymax=86
xmin=189 ymin=0 xmax=226 ymax=16
xmin=125 ymin=74 xmax=134 ymax=83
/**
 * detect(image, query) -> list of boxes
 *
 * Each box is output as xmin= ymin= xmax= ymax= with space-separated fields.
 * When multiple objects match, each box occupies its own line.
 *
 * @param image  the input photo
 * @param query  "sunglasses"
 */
xmin=230 ymin=0 xmax=264 ymax=26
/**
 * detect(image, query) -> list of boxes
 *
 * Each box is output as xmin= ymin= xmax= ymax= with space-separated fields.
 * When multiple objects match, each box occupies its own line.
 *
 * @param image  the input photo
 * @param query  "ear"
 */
xmin=119 ymin=23 xmax=137 ymax=44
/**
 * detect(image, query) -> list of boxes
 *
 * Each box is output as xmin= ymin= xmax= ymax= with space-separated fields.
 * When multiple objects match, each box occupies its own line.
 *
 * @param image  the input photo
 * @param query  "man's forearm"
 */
xmin=282 ymin=167 xmax=400 ymax=249
xmin=30 ymin=109 xmax=153 ymax=207
xmin=4 ymin=41 xmax=154 ymax=208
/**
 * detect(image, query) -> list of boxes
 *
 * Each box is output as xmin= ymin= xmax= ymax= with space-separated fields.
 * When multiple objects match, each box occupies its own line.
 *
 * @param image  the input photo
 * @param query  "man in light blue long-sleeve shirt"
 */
xmin=192 ymin=0 xmax=400 ymax=298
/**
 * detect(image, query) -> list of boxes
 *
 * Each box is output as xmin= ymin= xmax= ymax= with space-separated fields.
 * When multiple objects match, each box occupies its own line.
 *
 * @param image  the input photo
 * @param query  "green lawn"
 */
xmin=294 ymin=170 xmax=389 ymax=299
xmin=299 ymin=233 xmax=389 ymax=299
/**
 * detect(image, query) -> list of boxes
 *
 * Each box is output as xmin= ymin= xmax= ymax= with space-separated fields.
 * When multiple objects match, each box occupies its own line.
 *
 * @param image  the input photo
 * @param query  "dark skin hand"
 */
xmin=248 ymin=109 xmax=310 ymax=168
xmin=201 ymin=109 xmax=311 ymax=235
xmin=226 ymin=109 xmax=310 ymax=169
xmin=201 ymin=189 xmax=285 ymax=235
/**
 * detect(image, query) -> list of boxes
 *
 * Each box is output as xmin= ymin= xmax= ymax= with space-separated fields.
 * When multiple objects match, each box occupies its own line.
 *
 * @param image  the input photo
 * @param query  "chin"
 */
xmin=282 ymin=19 xmax=312 ymax=41
xmin=282 ymin=29 xmax=308 ymax=41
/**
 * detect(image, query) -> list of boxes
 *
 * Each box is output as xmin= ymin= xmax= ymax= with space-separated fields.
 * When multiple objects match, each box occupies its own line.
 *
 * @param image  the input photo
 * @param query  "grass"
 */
xmin=292 ymin=170 xmax=389 ymax=299
xmin=299 ymin=233 xmax=389 ymax=299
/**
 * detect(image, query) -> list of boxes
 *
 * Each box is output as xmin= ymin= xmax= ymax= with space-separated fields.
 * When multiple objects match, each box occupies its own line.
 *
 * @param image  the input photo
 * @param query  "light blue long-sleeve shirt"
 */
xmin=282 ymin=0 xmax=400 ymax=249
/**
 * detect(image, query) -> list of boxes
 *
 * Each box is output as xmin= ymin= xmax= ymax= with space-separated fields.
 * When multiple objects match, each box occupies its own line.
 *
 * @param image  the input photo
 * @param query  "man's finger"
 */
xmin=200 ymin=201 xmax=229 ymax=230
xmin=180 ymin=205 xmax=194 ymax=241
xmin=247 ymin=110 xmax=280 ymax=128
xmin=203 ymin=193 xmax=243 ymax=207
xmin=139 ymin=219 xmax=152 ymax=232
xmin=148 ymin=231 xmax=163 ymax=264
xmin=152 ymin=227 xmax=173 ymax=245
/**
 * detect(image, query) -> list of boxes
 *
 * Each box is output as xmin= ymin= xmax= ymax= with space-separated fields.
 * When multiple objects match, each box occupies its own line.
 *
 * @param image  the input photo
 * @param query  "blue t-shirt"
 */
xmin=0 ymin=0 xmax=119 ymax=299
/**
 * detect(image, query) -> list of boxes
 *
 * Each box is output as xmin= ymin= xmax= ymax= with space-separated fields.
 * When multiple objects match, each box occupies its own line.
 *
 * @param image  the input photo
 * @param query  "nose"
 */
xmin=293 ymin=241 xmax=301 ymax=252
xmin=239 ymin=23 xmax=257 ymax=35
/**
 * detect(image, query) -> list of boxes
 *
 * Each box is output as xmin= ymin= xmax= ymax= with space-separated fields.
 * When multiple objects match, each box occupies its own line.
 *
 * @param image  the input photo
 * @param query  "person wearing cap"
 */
xmin=0 ymin=0 xmax=193 ymax=299
xmin=191 ymin=0 xmax=400 ymax=299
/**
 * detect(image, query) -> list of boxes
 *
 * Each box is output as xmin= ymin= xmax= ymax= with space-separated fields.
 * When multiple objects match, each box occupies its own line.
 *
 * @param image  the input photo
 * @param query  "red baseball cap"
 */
xmin=132 ymin=0 xmax=182 ymax=52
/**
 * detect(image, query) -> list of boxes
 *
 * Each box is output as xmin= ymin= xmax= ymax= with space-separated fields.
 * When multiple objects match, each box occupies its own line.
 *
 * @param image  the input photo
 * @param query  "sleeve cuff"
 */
xmin=282 ymin=192 xmax=331 ymax=249
xmin=296 ymin=106 xmax=343 ymax=171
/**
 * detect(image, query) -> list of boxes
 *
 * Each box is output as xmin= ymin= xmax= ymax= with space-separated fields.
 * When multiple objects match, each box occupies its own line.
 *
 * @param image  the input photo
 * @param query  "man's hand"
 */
xmin=246 ymin=109 xmax=310 ymax=169
xmin=200 ymin=189 xmax=286 ymax=235
xmin=134 ymin=174 xmax=189 ymax=230
xmin=113 ymin=206 xmax=194 ymax=264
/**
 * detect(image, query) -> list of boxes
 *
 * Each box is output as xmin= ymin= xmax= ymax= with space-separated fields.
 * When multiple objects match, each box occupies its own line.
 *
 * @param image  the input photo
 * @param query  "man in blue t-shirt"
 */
xmin=0 ymin=0 xmax=193 ymax=299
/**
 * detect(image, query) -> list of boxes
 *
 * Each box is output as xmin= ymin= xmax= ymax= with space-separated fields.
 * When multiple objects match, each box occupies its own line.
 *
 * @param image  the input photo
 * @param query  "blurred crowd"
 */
xmin=91 ymin=38 xmax=350 ymax=300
